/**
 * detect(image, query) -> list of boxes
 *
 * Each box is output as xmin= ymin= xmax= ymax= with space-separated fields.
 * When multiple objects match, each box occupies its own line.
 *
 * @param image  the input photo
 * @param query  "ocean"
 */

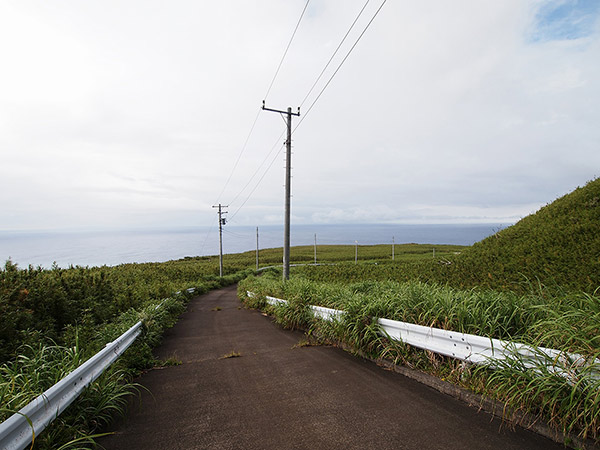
xmin=0 ymin=223 xmax=509 ymax=269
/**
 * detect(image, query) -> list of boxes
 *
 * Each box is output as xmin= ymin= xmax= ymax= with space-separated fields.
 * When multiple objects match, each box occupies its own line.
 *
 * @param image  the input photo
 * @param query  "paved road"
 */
xmin=98 ymin=285 xmax=564 ymax=450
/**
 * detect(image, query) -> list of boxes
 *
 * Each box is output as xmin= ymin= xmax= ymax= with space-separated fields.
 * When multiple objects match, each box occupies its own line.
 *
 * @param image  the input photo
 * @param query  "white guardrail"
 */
xmin=0 ymin=288 xmax=196 ymax=450
xmin=259 ymin=293 xmax=599 ymax=381
xmin=0 ymin=322 xmax=142 ymax=450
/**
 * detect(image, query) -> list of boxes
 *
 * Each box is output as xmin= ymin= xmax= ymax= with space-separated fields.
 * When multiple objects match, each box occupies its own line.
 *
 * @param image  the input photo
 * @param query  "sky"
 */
xmin=1 ymin=0 xmax=599 ymax=232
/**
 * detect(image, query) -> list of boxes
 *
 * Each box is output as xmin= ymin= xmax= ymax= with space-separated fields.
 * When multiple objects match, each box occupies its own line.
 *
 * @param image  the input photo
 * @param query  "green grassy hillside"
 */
xmin=455 ymin=178 xmax=600 ymax=292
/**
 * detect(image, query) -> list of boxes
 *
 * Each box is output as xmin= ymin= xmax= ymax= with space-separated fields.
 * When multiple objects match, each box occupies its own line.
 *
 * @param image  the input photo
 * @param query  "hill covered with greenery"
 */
xmin=455 ymin=178 xmax=600 ymax=292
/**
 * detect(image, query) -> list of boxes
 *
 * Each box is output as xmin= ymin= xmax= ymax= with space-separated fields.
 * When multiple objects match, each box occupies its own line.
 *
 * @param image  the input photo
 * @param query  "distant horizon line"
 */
xmin=0 ymin=221 xmax=516 ymax=235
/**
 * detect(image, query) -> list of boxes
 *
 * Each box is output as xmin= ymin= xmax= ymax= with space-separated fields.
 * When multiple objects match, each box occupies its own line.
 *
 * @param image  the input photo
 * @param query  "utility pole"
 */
xmin=314 ymin=233 xmax=317 ymax=264
xmin=212 ymin=204 xmax=228 ymax=277
xmin=392 ymin=236 xmax=395 ymax=261
xmin=262 ymin=101 xmax=300 ymax=281
xmin=256 ymin=227 xmax=259 ymax=271
xmin=355 ymin=240 xmax=358 ymax=264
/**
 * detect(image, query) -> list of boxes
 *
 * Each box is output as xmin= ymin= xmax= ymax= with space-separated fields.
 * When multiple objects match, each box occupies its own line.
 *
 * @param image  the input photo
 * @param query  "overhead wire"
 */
xmin=299 ymin=0 xmax=371 ymax=108
xmin=212 ymin=0 xmax=310 ymax=222
xmin=220 ymin=0 xmax=387 ymax=223
xmin=222 ymin=228 xmax=252 ymax=239
xmin=214 ymin=106 xmax=262 ymax=205
xmin=295 ymin=0 xmax=387 ymax=132
xmin=229 ymin=142 xmax=286 ymax=221
xmin=263 ymin=0 xmax=311 ymax=102
xmin=228 ymin=129 xmax=285 ymax=209
xmin=199 ymin=212 xmax=218 ymax=255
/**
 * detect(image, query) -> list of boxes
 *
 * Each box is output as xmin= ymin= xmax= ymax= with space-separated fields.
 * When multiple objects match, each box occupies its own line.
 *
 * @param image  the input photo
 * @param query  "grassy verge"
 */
xmin=0 ymin=267 xmax=252 ymax=449
xmin=239 ymin=272 xmax=600 ymax=445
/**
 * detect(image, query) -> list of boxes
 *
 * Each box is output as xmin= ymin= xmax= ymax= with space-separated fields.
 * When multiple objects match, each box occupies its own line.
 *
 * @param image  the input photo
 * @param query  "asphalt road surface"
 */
xmin=97 ymin=285 xmax=564 ymax=450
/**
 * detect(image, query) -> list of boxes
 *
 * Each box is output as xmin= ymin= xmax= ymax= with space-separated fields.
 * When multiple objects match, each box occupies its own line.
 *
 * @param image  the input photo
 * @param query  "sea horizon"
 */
xmin=0 ymin=223 xmax=511 ymax=269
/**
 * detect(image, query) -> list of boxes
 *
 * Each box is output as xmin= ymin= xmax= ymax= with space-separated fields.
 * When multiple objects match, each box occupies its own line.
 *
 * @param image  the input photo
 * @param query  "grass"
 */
xmin=155 ymin=354 xmax=183 ymax=367
xmin=0 ymin=341 xmax=136 ymax=449
xmin=239 ymin=272 xmax=600 ymax=444
xmin=219 ymin=351 xmax=242 ymax=359
xmin=3 ymin=179 xmax=599 ymax=447
xmin=0 ymin=266 xmax=253 ymax=450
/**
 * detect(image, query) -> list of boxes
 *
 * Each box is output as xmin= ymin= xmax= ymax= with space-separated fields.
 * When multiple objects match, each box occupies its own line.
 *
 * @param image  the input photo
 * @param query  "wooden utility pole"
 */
xmin=256 ymin=227 xmax=259 ymax=270
xmin=212 ymin=204 xmax=228 ymax=277
xmin=262 ymin=101 xmax=300 ymax=281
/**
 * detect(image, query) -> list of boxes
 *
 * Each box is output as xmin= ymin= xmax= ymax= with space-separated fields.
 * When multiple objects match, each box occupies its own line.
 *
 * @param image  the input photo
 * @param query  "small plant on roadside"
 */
xmin=219 ymin=351 xmax=242 ymax=359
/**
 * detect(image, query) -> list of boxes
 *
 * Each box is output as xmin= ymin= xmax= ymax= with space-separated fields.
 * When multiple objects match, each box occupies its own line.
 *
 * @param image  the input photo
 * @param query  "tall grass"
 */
xmin=0 ymin=341 xmax=132 ymax=449
xmin=0 ymin=292 xmax=183 ymax=449
xmin=239 ymin=273 xmax=600 ymax=444
xmin=0 ymin=266 xmax=253 ymax=449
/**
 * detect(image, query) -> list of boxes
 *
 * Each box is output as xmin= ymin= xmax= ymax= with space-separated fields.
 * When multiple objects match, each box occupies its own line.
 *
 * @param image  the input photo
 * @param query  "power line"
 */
xmin=295 ymin=0 xmax=387 ymax=131
xmin=229 ymin=142 xmax=285 ymax=221
xmin=218 ymin=0 xmax=386 ymax=224
xmin=222 ymin=228 xmax=252 ymax=239
xmin=215 ymin=107 xmax=262 ymax=204
xmin=199 ymin=212 xmax=218 ymax=255
xmin=228 ymin=130 xmax=285 ymax=208
xmin=213 ymin=1 xmax=309 ymax=211
xmin=263 ymin=0 xmax=311 ymax=102
xmin=299 ymin=0 xmax=371 ymax=108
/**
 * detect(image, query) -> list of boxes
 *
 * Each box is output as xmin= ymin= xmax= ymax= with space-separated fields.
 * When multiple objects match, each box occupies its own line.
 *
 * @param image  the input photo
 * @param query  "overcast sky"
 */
xmin=1 ymin=0 xmax=599 ymax=232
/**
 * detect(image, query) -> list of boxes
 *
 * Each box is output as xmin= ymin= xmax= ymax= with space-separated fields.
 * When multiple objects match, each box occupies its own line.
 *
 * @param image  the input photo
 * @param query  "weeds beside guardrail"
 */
xmin=241 ymin=281 xmax=600 ymax=446
xmin=0 ymin=288 xmax=216 ymax=450
xmin=257 ymin=293 xmax=600 ymax=381
xmin=0 ymin=322 xmax=142 ymax=450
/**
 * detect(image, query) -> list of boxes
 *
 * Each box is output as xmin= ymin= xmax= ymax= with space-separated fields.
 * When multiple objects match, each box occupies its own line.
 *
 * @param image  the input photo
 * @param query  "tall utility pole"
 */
xmin=256 ymin=227 xmax=259 ymax=271
xmin=262 ymin=101 xmax=300 ymax=281
xmin=212 ymin=204 xmax=228 ymax=277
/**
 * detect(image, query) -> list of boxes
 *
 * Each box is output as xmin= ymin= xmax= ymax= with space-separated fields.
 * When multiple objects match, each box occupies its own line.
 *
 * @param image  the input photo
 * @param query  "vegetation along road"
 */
xmin=2 ymin=179 xmax=597 ymax=448
xmin=97 ymin=285 xmax=563 ymax=450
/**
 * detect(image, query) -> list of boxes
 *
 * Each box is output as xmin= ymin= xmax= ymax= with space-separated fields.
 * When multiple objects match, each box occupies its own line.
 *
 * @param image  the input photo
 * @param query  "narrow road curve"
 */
xmin=98 ymin=285 xmax=563 ymax=450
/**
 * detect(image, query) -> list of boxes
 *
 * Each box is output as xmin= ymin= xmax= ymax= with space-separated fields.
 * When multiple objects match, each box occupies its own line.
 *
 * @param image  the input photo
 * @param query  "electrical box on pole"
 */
xmin=262 ymin=101 xmax=299 ymax=281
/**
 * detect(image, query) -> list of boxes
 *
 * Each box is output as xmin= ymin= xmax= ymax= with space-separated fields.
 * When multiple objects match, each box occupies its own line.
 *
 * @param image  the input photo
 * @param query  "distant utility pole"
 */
xmin=262 ymin=100 xmax=300 ymax=281
xmin=256 ymin=227 xmax=259 ymax=271
xmin=392 ymin=236 xmax=395 ymax=261
xmin=212 ymin=204 xmax=228 ymax=277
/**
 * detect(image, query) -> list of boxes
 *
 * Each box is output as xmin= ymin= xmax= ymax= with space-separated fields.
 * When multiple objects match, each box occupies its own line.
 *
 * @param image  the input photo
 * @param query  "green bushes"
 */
xmin=0 ymin=258 xmax=253 ymax=365
xmin=449 ymin=178 xmax=600 ymax=293
xmin=0 ymin=289 xmax=191 ymax=449
xmin=288 ymin=179 xmax=600 ymax=295
xmin=0 ymin=258 xmax=253 ymax=449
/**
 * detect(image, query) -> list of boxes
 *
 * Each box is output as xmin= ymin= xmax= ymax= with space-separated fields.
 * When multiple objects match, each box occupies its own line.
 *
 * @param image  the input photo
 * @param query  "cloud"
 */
xmin=0 ymin=1 xmax=599 ymax=231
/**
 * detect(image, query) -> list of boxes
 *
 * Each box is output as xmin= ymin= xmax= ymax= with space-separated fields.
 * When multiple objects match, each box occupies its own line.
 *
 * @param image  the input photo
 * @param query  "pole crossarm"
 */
xmin=262 ymin=101 xmax=300 ymax=116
